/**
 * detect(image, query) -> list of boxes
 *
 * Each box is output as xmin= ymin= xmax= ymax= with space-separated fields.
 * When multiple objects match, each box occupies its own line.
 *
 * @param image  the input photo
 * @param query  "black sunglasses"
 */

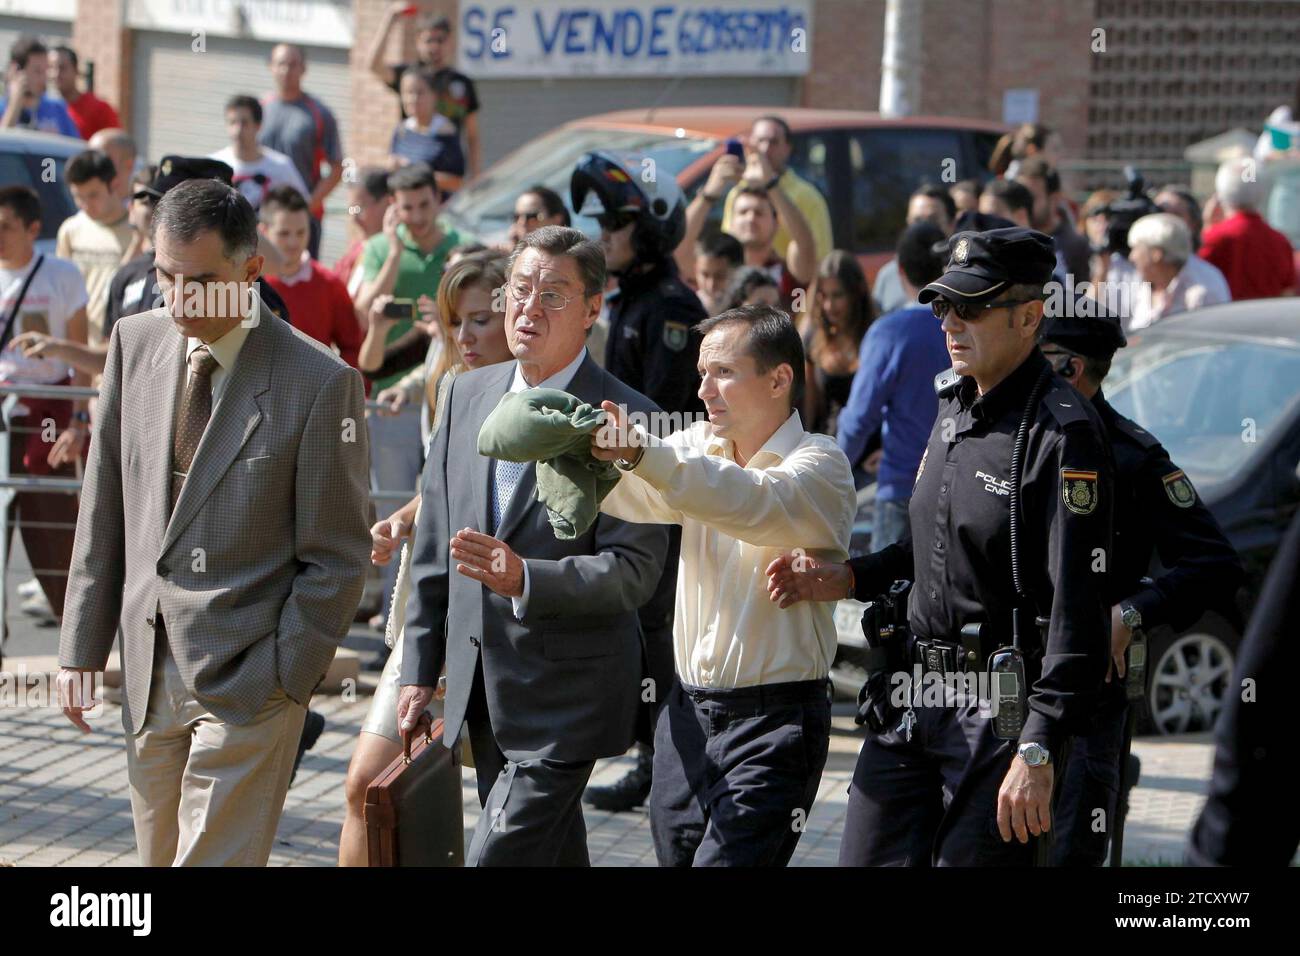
xmin=595 ymin=211 xmax=636 ymax=232
xmin=930 ymin=297 xmax=1035 ymax=322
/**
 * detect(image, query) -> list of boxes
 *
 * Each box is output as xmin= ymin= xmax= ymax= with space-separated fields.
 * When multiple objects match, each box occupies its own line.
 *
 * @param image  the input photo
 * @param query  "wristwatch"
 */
xmin=1120 ymin=602 xmax=1143 ymax=631
xmin=615 ymin=445 xmax=645 ymax=472
xmin=1017 ymin=742 xmax=1051 ymax=767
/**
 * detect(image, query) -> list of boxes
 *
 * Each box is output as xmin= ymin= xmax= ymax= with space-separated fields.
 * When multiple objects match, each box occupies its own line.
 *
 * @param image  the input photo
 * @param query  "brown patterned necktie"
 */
xmin=171 ymin=345 xmax=219 ymax=510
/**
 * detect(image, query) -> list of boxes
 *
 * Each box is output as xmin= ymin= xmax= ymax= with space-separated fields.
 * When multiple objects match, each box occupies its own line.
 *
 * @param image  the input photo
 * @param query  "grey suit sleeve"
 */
xmin=399 ymin=374 xmax=454 ymax=687
xmin=520 ymin=514 xmax=669 ymax=624
xmin=58 ymin=324 xmax=127 ymax=670
xmin=274 ymin=364 xmax=372 ymax=704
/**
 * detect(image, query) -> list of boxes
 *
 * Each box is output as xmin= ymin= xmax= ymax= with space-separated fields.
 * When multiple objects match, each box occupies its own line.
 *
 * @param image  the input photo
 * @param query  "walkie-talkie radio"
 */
xmin=989 ymin=647 xmax=1026 ymax=739
xmin=1125 ymin=629 xmax=1148 ymax=705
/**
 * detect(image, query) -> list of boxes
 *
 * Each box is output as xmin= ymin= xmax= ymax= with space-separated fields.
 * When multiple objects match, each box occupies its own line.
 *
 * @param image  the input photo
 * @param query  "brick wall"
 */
xmin=71 ymin=0 xmax=131 ymax=127
xmin=348 ymin=0 xmax=457 ymax=170
xmin=802 ymin=0 xmax=885 ymax=111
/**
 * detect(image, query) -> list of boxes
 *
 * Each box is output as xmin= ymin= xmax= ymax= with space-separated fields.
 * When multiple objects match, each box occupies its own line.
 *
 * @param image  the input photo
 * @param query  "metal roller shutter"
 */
xmin=474 ymin=75 xmax=798 ymax=167
xmin=131 ymin=31 xmax=354 ymax=262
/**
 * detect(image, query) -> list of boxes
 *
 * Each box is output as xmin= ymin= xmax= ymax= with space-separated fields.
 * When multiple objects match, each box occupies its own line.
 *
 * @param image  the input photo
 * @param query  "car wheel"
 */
xmin=1144 ymin=616 xmax=1237 ymax=736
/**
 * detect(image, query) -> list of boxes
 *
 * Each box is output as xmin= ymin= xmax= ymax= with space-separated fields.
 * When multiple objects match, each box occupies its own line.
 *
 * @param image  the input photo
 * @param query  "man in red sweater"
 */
xmin=49 ymin=46 xmax=120 ymax=140
xmin=260 ymin=185 xmax=363 ymax=367
xmin=1200 ymin=157 xmax=1297 ymax=301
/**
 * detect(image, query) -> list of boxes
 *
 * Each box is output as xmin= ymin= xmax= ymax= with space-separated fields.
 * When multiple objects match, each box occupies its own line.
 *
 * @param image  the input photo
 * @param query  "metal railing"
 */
xmin=0 ymin=381 xmax=424 ymax=630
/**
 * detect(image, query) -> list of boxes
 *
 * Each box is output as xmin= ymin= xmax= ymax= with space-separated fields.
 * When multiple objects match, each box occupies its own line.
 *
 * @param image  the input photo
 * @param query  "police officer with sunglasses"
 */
xmin=773 ymin=227 xmax=1116 ymax=865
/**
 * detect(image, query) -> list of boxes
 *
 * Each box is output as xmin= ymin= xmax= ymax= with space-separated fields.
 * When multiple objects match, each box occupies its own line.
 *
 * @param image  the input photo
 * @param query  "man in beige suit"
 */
xmin=56 ymin=176 xmax=371 ymax=866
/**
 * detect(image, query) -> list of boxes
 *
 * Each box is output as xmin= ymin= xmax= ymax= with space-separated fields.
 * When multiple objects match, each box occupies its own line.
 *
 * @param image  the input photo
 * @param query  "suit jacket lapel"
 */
xmin=161 ymin=313 xmax=274 ymax=555
xmin=148 ymin=319 xmax=186 ymax=541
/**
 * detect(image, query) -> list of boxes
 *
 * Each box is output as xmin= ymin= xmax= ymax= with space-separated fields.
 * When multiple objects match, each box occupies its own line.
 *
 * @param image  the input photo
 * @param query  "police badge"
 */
xmin=953 ymin=237 xmax=970 ymax=264
xmin=1061 ymin=468 xmax=1099 ymax=515
xmin=1162 ymin=469 xmax=1196 ymax=508
xmin=662 ymin=320 xmax=688 ymax=352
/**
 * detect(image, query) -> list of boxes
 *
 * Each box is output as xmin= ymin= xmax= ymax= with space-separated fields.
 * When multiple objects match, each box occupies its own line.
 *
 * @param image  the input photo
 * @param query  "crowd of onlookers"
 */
xmin=2 ymin=17 xmax=1298 ymax=640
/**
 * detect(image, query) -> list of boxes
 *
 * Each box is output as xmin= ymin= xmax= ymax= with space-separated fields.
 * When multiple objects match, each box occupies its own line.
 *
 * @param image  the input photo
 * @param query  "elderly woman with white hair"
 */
xmin=1125 ymin=212 xmax=1230 ymax=331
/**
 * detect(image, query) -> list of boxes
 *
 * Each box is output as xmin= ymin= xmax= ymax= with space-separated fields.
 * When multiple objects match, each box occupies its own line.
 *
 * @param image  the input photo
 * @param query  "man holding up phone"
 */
xmin=356 ymin=163 xmax=461 ymax=628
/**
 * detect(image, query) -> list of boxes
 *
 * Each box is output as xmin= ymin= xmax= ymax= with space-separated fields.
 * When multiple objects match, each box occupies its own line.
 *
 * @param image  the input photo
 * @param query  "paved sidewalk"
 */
xmin=0 ymin=684 xmax=1210 ymax=867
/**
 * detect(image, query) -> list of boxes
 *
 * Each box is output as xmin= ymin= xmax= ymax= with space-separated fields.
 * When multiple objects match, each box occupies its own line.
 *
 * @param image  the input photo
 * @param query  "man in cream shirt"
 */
xmin=592 ymin=304 xmax=855 ymax=866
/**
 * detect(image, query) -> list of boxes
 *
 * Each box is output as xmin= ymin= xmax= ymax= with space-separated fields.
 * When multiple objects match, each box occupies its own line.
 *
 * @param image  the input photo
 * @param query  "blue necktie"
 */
xmin=492 ymin=458 xmax=528 ymax=534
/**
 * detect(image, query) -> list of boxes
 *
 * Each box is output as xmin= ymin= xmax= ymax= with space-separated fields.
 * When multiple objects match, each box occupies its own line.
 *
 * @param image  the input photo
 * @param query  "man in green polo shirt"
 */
xmin=719 ymin=115 xmax=833 ymax=264
xmin=356 ymin=162 xmax=460 ymax=630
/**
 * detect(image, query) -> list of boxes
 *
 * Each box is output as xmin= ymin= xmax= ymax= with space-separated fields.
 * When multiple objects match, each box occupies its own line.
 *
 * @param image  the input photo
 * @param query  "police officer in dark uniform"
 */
xmin=770 ymin=227 xmax=1115 ymax=865
xmin=1039 ymin=305 xmax=1244 ymax=865
xmin=570 ymin=151 xmax=706 ymax=811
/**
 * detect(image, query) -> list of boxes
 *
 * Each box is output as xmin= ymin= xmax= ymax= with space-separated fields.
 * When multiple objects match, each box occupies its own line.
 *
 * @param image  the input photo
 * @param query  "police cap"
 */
xmin=919 ymin=226 xmax=1057 ymax=306
xmin=134 ymin=155 xmax=234 ymax=201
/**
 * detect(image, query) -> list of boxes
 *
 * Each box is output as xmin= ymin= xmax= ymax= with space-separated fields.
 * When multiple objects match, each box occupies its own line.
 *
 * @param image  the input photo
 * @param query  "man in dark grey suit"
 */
xmin=397 ymin=226 xmax=669 ymax=866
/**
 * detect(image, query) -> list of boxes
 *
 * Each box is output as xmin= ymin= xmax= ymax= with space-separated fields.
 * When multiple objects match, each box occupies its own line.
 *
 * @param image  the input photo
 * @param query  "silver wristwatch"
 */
xmin=1017 ymin=742 xmax=1051 ymax=767
xmin=1120 ymin=602 xmax=1143 ymax=630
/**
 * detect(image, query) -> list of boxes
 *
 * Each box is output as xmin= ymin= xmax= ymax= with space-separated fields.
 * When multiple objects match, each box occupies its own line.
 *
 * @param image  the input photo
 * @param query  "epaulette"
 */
xmin=933 ymin=367 xmax=962 ymax=399
xmin=1042 ymin=387 xmax=1092 ymax=428
xmin=1111 ymin=412 xmax=1162 ymax=450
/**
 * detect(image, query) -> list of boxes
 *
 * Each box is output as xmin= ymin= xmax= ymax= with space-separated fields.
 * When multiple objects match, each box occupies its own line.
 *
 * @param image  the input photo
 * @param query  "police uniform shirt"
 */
xmin=601 ymin=411 xmax=856 ymax=689
xmin=1094 ymin=390 xmax=1243 ymax=630
xmin=851 ymin=349 xmax=1114 ymax=754
xmin=605 ymin=257 xmax=707 ymax=417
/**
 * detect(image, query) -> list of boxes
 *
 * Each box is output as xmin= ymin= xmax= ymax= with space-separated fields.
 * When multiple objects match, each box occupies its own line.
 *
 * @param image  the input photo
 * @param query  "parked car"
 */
xmin=442 ymin=106 xmax=1006 ymax=279
xmin=0 ymin=128 xmax=83 ymax=255
xmin=832 ymin=299 xmax=1300 ymax=736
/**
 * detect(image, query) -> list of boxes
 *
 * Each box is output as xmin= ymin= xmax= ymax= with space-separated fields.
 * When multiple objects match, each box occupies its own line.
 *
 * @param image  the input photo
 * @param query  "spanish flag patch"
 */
xmin=1061 ymin=468 xmax=1099 ymax=515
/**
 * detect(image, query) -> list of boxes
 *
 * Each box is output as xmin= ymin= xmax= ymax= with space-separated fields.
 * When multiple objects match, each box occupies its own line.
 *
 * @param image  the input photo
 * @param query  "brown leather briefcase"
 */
xmin=364 ymin=713 xmax=465 ymax=866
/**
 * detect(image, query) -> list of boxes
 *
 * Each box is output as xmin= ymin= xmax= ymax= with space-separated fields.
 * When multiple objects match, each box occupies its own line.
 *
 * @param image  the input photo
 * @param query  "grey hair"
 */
xmin=1127 ymin=212 xmax=1192 ymax=266
xmin=1214 ymin=157 xmax=1263 ymax=211
xmin=507 ymin=225 xmax=606 ymax=296
xmin=151 ymin=178 xmax=259 ymax=262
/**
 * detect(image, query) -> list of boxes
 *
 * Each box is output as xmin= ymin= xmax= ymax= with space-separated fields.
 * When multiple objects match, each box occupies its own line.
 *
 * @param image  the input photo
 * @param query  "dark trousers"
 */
xmin=839 ymin=693 xmax=1034 ymax=866
xmin=650 ymin=678 xmax=831 ymax=867
xmin=1053 ymin=679 xmax=1127 ymax=866
xmin=462 ymin=660 xmax=595 ymax=866
xmin=3 ymin=396 xmax=78 ymax=619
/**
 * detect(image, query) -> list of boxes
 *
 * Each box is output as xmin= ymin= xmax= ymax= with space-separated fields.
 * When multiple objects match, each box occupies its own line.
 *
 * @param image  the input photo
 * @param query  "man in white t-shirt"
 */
xmin=211 ymin=94 xmax=310 ymax=211
xmin=56 ymin=149 xmax=134 ymax=347
xmin=0 ymin=185 xmax=90 ymax=622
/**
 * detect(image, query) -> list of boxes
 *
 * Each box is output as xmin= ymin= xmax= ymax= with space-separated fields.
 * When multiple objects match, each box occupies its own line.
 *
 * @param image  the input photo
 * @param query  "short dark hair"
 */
xmin=953 ymin=178 xmax=983 ymax=199
xmin=9 ymin=35 xmax=47 ymax=69
xmin=697 ymin=231 xmax=743 ymax=267
xmin=912 ymin=182 xmax=957 ymax=223
xmin=419 ymin=14 xmax=452 ymax=35
xmin=66 ymin=149 xmax=117 ymax=187
xmin=261 ymin=184 xmax=309 ymax=218
xmin=733 ymin=184 xmax=777 ymax=218
xmin=1016 ymin=155 xmax=1060 ymax=194
xmin=387 ymin=163 xmax=438 ymax=195
xmin=986 ymin=179 xmax=1034 ymax=216
xmin=0 ymin=185 xmax=41 ymax=228
xmin=897 ymin=222 xmax=947 ymax=289
xmin=152 ymin=178 xmax=259 ymax=262
xmin=697 ymin=305 xmax=805 ymax=411
xmin=51 ymin=44 xmax=78 ymax=70
xmin=508 ymin=225 xmax=606 ymax=296
xmin=521 ymin=185 xmax=571 ymax=226
xmin=347 ymin=166 xmax=389 ymax=203
xmin=400 ymin=66 xmax=438 ymax=92
xmin=752 ymin=115 xmax=792 ymax=143
xmin=225 ymin=94 xmax=263 ymax=125
xmin=723 ymin=266 xmax=779 ymax=311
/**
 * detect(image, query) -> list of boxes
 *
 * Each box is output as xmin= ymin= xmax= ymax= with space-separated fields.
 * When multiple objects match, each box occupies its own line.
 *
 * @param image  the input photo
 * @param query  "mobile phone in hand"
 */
xmin=381 ymin=298 xmax=416 ymax=321
xmin=725 ymin=138 xmax=745 ymax=160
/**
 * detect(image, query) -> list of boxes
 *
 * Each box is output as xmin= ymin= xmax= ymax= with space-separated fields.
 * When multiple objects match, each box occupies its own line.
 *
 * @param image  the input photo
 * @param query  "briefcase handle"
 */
xmin=402 ymin=711 xmax=434 ymax=764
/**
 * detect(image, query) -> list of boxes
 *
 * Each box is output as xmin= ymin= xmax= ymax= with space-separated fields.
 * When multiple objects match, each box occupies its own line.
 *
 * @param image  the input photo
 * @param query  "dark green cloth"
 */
xmin=477 ymin=387 xmax=621 ymax=540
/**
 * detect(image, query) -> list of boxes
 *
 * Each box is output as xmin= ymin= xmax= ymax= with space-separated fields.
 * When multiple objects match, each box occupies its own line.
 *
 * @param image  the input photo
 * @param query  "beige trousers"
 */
xmin=125 ymin=631 xmax=307 ymax=866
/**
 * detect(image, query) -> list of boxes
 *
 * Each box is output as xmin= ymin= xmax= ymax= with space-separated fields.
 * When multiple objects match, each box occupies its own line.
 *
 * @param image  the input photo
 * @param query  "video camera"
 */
xmin=1100 ymin=166 xmax=1160 ymax=258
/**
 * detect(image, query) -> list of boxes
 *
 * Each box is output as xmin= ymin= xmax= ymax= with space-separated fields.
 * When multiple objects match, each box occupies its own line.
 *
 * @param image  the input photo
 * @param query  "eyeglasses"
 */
xmin=506 ymin=280 xmax=577 ymax=311
xmin=930 ymin=298 xmax=1036 ymax=322
xmin=512 ymin=210 xmax=543 ymax=223
xmin=595 ymin=211 xmax=636 ymax=232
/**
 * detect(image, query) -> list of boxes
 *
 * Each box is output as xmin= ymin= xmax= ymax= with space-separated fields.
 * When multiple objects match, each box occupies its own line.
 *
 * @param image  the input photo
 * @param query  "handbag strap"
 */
xmin=0 ymin=254 xmax=45 ymax=354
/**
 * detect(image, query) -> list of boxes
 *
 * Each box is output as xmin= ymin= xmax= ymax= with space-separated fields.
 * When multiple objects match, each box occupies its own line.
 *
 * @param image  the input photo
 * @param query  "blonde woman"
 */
xmin=339 ymin=253 xmax=512 ymax=866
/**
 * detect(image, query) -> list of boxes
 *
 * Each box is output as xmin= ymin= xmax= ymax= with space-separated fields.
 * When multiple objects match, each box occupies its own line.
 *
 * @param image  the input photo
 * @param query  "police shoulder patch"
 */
xmin=1162 ymin=469 xmax=1196 ymax=508
xmin=1061 ymin=468 xmax=1099 ymax=515
xmin=662 ymin=320 xmax=689 ymax=352
xmin=1044 ymin=388 xmax=1091 ymax=429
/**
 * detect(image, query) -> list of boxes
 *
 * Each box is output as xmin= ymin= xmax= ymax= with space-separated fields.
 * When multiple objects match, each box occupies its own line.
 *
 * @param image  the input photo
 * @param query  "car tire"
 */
xmin=1141 ymin=612 xmax=1240 ymax=736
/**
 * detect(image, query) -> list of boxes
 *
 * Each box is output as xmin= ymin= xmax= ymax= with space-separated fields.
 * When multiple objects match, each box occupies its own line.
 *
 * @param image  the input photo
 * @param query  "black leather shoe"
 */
xmin=584 ymin=744 xmax=653 ymax=812
xmin=290 ymin=710 xmax=326 ymax=785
